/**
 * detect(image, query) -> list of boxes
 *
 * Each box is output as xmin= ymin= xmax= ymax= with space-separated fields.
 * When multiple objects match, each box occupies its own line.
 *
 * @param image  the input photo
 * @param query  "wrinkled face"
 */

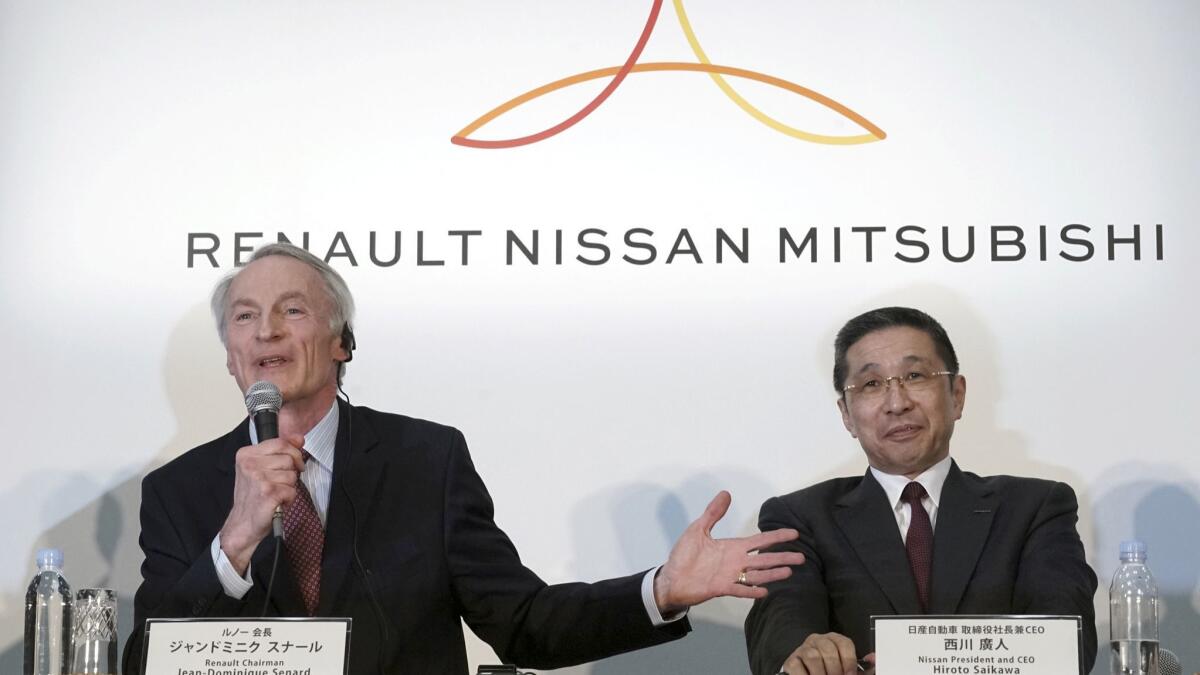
xmin=836 ymin=326 xmax=966 ymax=478
xmin=223 ymin=255 xmax=347 ymax=412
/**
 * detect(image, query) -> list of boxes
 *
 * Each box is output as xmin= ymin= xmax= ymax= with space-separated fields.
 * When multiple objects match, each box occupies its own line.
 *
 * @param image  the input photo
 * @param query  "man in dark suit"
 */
xmin=124 ymin=243 xmax=805 ymax=675
xmin=744 ymin=307 xmax=1098 ymax=675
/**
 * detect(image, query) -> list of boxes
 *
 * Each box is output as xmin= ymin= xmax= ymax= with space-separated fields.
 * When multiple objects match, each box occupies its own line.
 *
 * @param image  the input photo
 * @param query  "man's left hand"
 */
xmin=653 ymin=490 xmax=806 ymax=615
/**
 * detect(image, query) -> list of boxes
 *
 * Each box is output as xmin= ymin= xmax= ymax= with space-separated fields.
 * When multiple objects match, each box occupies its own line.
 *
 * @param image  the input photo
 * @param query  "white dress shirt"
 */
xmin=210 ymin=401 xmax=679 ymax=625
xmin=869 ymin=454 xmax=952 ymax=543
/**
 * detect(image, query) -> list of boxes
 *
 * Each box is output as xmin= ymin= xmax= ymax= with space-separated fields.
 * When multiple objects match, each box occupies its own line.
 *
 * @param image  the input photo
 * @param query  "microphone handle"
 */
xmin=252 ymin=410 xmax=284 ymax=539
xmin=253 ymin=410 xmax=279 ymax=442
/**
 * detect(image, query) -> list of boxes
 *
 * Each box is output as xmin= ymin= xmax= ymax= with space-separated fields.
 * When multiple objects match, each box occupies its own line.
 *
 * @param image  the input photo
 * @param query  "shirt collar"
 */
xmin=870 ymin=454 xmax=952 ymax=510
xmin=247 ymin=400 xmax=339 ymax=473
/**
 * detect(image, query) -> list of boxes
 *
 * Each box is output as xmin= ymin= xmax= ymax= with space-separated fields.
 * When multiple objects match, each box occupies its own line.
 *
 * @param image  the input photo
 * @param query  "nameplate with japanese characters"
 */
xmin=872 ymin=615 xmax=1082 ymax=675
xmin=142 ymin=618 xmax=351 ymax=675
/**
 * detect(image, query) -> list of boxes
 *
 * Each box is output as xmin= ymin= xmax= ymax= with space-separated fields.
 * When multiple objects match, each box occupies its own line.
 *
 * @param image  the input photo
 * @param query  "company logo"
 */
xmin=451 ymin=0 xmax=886 ymax=149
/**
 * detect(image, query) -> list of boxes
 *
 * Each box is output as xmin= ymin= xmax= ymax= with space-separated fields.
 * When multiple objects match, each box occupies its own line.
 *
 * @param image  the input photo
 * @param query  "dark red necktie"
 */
xmin=902 ymin=481 xmax=933 ymax=612
xmin=282 ymin=452 xmax=324 ymax=616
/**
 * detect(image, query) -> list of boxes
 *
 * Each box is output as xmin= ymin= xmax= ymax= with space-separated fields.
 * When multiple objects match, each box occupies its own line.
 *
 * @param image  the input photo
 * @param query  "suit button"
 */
xmin=193 ymin=600 xmax=206 ymax=615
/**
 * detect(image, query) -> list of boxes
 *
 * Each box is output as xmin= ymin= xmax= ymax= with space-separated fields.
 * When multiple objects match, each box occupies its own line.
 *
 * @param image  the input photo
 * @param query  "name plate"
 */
xmin=142 ymin=618 xmax=352 ymax=675
xmin=872 ymin=615 xmax=1082 ymax=675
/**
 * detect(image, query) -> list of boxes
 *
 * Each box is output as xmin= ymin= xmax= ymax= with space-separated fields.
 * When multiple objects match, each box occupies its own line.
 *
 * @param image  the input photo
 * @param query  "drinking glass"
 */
xmin=71 ymin=588 xmax=117 ymax=674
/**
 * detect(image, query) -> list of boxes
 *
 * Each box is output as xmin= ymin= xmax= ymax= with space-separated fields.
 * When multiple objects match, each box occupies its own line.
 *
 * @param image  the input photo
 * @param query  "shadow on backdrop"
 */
xmin=543 ymin=287 xmax=1098 ymax=675
xmin=1091 ymin=473 xmax=1200 ymax=674
xmin=550 ymin=472 xmax=774 ymax=675
xmin=0 ymin=304 xmax=242 ymax=672
xmin=0 ymin=292 xmax=1133 ymax=674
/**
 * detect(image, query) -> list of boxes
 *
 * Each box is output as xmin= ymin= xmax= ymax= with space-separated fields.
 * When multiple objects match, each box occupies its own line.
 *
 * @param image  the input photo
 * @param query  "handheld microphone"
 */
xmin=244 ymin=381 xmax=284 ymax=538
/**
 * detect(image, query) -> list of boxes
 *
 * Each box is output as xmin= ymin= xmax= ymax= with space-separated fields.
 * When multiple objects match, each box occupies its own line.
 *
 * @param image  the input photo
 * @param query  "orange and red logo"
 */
xmin=452 ymin=0 xmax=886 ymax=149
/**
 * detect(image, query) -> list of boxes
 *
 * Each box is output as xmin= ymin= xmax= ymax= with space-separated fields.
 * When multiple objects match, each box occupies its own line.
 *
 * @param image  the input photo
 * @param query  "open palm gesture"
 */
xmin=653 ymin=491 xmax=807 ymax=614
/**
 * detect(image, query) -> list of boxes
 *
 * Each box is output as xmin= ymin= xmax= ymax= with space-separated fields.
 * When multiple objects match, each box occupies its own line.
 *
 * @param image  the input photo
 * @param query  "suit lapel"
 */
xmin=928 ymin=460 xmax=997 ymax=614
xmin=833 ymin=471 xmax=923 ymax=615
xmin=250 ymin=538 xmax=308 ymax=617
xmin=317 ymin=400 xmax=382 ymax=616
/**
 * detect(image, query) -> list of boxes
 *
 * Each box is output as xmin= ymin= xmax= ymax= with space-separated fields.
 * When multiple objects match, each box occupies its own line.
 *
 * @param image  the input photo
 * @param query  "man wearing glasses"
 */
xmin=744 ymin=307 xmax=1097 ymax=675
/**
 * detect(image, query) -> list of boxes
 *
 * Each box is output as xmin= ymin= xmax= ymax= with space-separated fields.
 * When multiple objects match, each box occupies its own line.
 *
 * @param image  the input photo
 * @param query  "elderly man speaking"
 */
xmin=123 ymin=242 xmax=805 ymax=675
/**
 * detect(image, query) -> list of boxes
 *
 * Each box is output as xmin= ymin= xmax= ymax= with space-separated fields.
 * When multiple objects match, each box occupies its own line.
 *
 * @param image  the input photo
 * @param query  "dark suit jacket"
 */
xmin=123 ymin=401 xmax=688 ymax=674
xmin=744 ymin=461 xmax=1097 ymax=675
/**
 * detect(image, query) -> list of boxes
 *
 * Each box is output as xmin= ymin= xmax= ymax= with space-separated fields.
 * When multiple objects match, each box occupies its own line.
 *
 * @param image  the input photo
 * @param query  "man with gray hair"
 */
xmin=124 ymin=242 xmax=806 ymax=674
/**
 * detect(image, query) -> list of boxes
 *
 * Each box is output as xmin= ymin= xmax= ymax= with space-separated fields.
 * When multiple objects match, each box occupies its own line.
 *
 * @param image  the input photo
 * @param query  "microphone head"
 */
xmin=1159 ymin=648 xmax=1181 ymax=675
xmin=244 ymin=381 xmax=283 ymax=415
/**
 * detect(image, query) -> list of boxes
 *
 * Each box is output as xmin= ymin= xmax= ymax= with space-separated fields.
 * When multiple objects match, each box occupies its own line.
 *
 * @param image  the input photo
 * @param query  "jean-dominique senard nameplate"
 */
xmin=142 ymin=618 xmax=351 ymax=675
xmin=872 ymin=615 xmax=1082 ymax=675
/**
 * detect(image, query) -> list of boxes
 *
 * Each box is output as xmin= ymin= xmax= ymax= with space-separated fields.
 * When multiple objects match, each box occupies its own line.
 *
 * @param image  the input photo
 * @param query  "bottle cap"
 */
xmin=1119 ymin=540 xmax=1147 ymax=561
xmin=35 ymin=548 xmax=63 ymax=569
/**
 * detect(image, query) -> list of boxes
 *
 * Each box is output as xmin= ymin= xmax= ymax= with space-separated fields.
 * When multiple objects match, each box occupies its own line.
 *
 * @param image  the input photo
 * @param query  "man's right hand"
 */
xmin=218 ymin=435 xmax=306 ymax=574
xmin=780 ymin=632 xmax=865 ymax=675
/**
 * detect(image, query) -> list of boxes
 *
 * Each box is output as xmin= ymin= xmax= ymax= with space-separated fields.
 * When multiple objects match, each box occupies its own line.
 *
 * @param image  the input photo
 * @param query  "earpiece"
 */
xmin=340 ymin=324 xmax=356 ymax=362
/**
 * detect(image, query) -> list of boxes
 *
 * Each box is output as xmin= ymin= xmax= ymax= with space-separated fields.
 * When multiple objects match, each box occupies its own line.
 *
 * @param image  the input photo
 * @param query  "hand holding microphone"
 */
xmin=245 ymin=381 xmax=286 ymax=538
xmin=217 ymin=382 xmax=306 ymax=575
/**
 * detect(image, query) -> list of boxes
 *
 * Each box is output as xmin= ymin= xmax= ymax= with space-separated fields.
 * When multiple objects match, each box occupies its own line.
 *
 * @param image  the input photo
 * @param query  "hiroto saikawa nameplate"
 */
xmin=872 ymin=615 xmax=1082 ymax=675
xmin=142 ymin=618 xmax=351 ymax=675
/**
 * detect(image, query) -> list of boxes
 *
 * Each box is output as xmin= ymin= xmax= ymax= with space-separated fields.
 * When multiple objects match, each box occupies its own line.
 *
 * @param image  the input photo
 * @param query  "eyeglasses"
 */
xmin=842 ymin=370 xmax=954 ymax=400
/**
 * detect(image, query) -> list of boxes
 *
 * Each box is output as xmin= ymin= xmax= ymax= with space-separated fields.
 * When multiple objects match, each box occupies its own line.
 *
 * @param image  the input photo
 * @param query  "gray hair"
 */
xmin=210 ymin=242 xmax=356 ymax=383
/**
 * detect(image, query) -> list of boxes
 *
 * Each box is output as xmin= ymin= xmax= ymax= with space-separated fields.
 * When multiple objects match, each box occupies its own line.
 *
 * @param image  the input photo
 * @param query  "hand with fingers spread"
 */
xmin=780 ymin=632 xmax=867 ymax=675
xmin=652 ymin=490 xmax=807 ymax=615
xmin=218 ymin=434 xmax=307 ymax=574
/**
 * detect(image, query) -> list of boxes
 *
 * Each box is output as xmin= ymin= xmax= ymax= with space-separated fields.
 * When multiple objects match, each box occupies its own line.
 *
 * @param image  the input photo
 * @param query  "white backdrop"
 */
xmin=2 ymin=1 xmax=1198 ymax=673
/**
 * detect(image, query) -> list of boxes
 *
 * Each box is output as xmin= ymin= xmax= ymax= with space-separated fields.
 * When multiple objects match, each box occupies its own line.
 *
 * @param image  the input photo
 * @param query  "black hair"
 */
xmin=833 ymin=306 xmax=958 ymax=392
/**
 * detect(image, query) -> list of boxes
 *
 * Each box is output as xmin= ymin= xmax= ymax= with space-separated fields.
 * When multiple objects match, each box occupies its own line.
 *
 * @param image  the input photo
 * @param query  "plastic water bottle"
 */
xmin=23 ymin=548 xmax=73 ymax=675
xmin=1109 ymin=540 xmax=1159 ymax=675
